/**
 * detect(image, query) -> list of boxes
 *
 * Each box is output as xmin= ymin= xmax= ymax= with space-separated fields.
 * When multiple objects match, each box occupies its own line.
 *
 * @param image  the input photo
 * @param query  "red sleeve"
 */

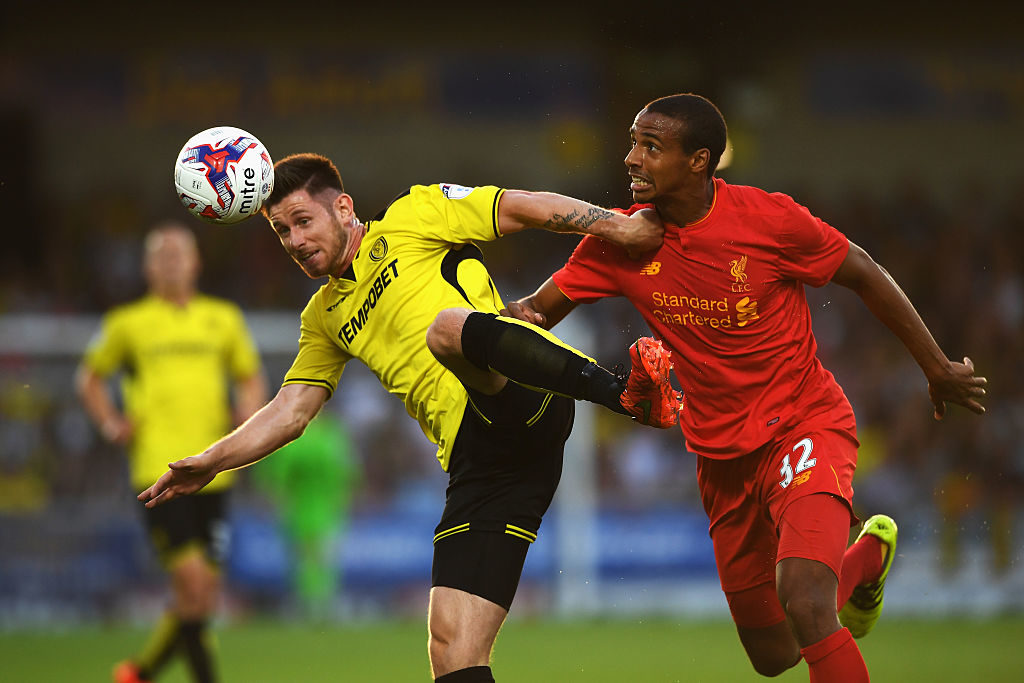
xmin=552 ymin=234 xmax=627 ymax=303
xmin=775 ymin=198 xmax=850 ymax=287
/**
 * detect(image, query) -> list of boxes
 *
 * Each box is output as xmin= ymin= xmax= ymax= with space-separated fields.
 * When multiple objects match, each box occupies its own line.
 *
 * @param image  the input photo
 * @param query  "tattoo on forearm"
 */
xmin=542 ymin=209 xmax=580 ymax=230
xmin=542 ymin=206 xmax=614 ymax=232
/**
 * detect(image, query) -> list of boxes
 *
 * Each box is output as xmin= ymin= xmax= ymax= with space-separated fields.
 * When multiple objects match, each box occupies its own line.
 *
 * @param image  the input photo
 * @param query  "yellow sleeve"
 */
xmin=412 ymin=184 xmax=505 ymax=244
xmin=282 ymin=296 xmax=348 ymax=398
xmin=81 ymin=310 xmax=128 ymax=377
xmin=224 ymin=305 xmax=262 ymax=379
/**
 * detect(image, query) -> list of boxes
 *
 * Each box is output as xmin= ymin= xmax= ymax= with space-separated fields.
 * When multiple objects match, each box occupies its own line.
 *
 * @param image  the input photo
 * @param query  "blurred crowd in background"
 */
xmin=2 ymin=172 xmax=1022 ymax=620
xmin=1 ymin=5 xmax=1022 ymax=624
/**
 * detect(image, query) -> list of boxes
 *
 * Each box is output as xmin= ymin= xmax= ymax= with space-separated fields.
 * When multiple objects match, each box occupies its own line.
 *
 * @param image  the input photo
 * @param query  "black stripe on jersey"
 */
xmin=490 ymin=190 xmax=501 ymax=239
xmin=441 ymin=244 xmax=489 ymax=305
xmin=282 ymin=377 xmax=335 ymax=398
xmin=371 ymin=188 xmax=412 ymax=222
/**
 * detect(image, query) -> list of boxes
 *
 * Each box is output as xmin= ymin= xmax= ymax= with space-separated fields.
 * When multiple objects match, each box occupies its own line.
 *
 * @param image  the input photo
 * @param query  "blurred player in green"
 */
xmin=254 ymin=411 xmax=359 ymax=620
xmin=76 ymin=223 xmax=268 ymax=683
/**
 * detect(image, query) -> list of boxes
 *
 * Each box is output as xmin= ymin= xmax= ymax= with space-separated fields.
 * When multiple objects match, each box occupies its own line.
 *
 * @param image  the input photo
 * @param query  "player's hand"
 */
xmin=101 ymin=416 xmax=134 ymax=445
xmin=137 ymin=452 xmax=218 ymax=508
xmin=622 ymin=208 xmax=664 ymax=259
xmin=927 ymin=356 xmax=987 ymax=420
xmin=502 ymin=299 xmax=547 ymax=328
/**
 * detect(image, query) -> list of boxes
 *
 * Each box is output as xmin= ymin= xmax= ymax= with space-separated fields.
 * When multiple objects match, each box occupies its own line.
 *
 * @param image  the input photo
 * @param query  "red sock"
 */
xmin=837 ymin=535 xmax=882 ymax=610
xmin=801 ymin=627 xmax=868 ymax=682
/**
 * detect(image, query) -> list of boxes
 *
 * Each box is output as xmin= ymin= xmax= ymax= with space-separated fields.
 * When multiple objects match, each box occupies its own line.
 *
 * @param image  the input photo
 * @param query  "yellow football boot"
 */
xmin=839 ymin=514 xmax=898 ymax=639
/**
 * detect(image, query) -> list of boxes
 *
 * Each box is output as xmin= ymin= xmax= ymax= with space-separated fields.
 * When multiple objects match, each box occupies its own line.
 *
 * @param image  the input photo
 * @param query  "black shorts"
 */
xmin=432 ymin=380 xmax=574 ymax=611
xmin=143 ymin=491 xmax=229 ymax=568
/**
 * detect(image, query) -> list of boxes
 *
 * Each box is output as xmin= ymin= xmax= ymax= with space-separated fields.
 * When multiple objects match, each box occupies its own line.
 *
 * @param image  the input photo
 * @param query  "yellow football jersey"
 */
xmin=283 ymin=184 xmax=507 ymax=470
xmin=83 ymin=294 xmax=261 ymax=490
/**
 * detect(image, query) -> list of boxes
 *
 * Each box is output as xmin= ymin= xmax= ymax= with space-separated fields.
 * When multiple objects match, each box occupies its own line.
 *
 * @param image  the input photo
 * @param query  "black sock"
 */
xmin=178 ymin=619 xmax=216 ymax=683
xmin=461 ymin=313 xmax=627 ymax=414
xmin=435 ymin=665 xmax=495 ymax=682
xmin=136 ymin=613 xmax=180 ymax=679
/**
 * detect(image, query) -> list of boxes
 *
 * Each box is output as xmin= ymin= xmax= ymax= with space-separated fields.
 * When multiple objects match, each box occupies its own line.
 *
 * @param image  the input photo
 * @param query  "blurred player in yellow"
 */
xmin=76 ymin=223 xmax=268 ymax=683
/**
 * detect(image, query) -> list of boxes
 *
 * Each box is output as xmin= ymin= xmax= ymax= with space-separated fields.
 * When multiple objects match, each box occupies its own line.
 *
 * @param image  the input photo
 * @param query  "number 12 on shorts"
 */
xmin=779 ymin=437 xmax=816 ymax=488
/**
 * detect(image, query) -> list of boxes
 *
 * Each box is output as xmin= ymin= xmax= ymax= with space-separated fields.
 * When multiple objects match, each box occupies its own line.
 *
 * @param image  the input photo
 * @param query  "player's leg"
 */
xmin=115 ymin=611 xmax=179 ymax=682
xmin=141 ymin=492 xmax=227 ymax=683
xmin=696 ymin=451 xmax=801 ymax=677
xmin=837 ymin=513 xmax=898 ymax=638
xmin=728 ymin=583 xmax=801 ymax=677
xmin=776 ymin=494 xmax=867 ymax=683
xmin=427 ymin=309 xmax=509 ymax=395
xmin=755 ymin=414 xmax=871 ymax=681
xmin=836 ymin=532 xmax=884 ymax=610
xmin=168 ymin=546 xmax=221 ymax=683
xmin=428 ymin=307 xmax=620 ymax=401
xmin=428 ymin=562 xmax=514 ymax=680
xmin=120 ymin=498 xmax=197 ymax=682
xmin=430 ymin=382 xmax=572 ymax=680
xmin=182 ymin=493 xmax=229 ymax=682
xmin=428 ymin=308 xmax=678 ymax=426
xmin=427 ymin=588 xmax=505 ymax=680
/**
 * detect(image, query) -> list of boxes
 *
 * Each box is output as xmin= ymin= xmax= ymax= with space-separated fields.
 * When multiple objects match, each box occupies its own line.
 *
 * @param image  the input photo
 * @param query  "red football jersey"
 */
xmin=553 ymin=178 xmax=855 ymax=459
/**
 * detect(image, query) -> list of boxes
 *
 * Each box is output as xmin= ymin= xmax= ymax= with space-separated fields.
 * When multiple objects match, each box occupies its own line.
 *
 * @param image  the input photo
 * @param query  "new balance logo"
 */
xmin=640 ymin=261 xmax=661 ymax=275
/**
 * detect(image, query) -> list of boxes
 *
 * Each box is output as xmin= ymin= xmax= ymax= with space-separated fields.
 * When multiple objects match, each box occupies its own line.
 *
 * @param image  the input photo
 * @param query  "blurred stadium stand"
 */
xmin=1 ymin=5 xmax=1023 ymax=625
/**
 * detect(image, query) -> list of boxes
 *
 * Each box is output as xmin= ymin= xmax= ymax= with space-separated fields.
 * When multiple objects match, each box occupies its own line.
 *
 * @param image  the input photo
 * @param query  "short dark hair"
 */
xmin=262 ymin=153 xmax=345 ymax=216
xmin=644 ymin=94 xmax=727 ymax=179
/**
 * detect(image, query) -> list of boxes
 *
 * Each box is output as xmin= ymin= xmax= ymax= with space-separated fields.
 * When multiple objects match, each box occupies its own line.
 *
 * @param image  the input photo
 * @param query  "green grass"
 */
xmin=4 ymin=616 xmax=1023 ymax=681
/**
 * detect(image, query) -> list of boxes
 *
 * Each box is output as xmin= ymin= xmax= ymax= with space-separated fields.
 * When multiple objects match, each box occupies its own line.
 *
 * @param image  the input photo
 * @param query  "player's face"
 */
xmin=144 ymin=228 xmax=200 ymax=293
xmin=624 ymin=110 xmax=691 ymax=202
xmin=267 ymin=189 xmax=354 ymax=279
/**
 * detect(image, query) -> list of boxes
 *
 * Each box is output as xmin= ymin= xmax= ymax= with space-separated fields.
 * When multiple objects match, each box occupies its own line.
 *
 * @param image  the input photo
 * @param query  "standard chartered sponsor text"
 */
xmin=651 ymin=291 xmax=734 ymax=328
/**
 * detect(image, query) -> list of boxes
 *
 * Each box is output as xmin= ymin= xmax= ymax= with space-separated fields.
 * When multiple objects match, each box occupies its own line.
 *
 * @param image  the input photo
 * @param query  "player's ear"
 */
xmin=334 ymin=192 xmax=354 ymax=219
xmin=691 ymin=148 xmax=710 ymax=175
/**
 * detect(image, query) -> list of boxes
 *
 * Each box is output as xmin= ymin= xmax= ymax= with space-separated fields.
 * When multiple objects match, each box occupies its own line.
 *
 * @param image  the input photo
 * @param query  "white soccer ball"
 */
xmin=174 ymin=126 xmax=274 ymax=225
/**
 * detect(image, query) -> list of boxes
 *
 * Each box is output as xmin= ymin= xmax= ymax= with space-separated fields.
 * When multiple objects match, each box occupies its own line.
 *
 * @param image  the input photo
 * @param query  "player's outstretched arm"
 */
xmin=503 ymin=277 xmax=578 ymax=331
xmin=497 ymin=190 xmax=663 ymax=256
xmin=137 ymin=383 xmax=328 ymax=507
xmin=830 ymin=240 xmax=987 ymax=419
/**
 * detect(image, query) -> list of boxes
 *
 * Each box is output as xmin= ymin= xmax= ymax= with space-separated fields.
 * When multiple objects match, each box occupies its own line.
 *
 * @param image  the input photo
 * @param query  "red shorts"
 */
xmin=696 ymin=409 xmax=859 ymax=627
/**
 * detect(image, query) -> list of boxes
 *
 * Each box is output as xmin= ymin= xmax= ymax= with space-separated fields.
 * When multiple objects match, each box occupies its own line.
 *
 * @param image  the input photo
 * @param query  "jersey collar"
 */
xmin=684 ymin=177 xmax=720 ymax=228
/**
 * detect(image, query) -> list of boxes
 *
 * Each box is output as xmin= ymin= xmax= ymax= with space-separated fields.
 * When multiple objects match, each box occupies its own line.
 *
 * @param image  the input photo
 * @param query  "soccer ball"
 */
xmin=174 ymin=126 xmax=274 ymax=224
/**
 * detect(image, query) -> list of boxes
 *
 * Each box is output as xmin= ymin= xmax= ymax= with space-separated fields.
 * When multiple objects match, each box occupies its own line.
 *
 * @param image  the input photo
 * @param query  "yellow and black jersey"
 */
xmin=83 ymin=294 xmax=261 ymax=491
xmin=283 ymin=183 xmax=507 ymax=470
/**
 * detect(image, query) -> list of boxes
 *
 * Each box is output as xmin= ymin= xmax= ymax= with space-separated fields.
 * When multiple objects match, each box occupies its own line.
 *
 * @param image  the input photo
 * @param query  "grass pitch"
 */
xmin=4 ymin=616 xmax=1023 ymax=681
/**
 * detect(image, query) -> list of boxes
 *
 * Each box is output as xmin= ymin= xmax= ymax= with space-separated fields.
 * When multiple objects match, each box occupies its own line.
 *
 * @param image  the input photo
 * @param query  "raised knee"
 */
xmin=424 ymin=319 xmax=445 ymax=358
xmin=426 ymin=309 xmax=463 ymax=360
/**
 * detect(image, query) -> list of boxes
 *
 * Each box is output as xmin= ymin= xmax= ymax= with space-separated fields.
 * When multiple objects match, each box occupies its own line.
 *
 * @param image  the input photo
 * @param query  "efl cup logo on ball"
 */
xmin=174 ymin=126 xmax=274 ymax=225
